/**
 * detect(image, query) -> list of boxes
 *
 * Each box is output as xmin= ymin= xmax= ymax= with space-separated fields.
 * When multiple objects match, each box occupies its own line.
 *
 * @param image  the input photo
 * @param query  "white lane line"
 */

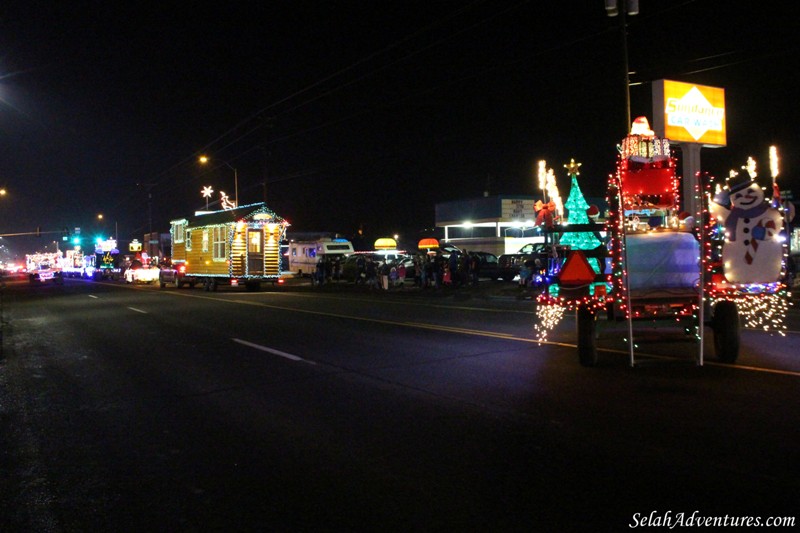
xmin=232 ymin=338 xmax=316 ymax=365
xmin=127 ymin=307 xmax=148 ymax=314
xmin=89 ymin=295 xmax=99 ymax=299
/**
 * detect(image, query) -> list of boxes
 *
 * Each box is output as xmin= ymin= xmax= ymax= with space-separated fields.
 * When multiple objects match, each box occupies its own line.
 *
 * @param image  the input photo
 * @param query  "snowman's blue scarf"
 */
xmin=725 ymin=202 xmax=768 ymax=241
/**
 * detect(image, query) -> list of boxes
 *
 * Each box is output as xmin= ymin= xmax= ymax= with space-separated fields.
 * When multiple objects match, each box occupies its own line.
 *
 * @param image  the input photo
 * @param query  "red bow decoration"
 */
xmin=534 ymin=200 xmax=556 ymax=228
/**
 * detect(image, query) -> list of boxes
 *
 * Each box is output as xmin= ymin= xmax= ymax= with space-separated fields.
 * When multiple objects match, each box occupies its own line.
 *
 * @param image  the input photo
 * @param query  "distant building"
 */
xmin=144 ymin=231 xmax=171 ymax=260
xmin=435 ymin=195 xmax=606 ymax=256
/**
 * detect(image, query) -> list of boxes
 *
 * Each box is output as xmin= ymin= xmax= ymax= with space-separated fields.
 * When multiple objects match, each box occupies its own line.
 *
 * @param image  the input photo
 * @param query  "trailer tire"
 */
xmin=577 ymin=305 xmax=598 ymax=367
xmin=713 ymin=300 xmax=740 ymax=363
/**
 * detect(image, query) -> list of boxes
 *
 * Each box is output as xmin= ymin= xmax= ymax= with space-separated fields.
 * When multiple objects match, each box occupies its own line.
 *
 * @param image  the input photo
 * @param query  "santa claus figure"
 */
xmin=712 ymin=177 xmax=784 ymax=284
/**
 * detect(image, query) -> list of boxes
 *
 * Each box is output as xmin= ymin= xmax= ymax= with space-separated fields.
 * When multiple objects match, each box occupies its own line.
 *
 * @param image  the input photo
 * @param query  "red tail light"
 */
xmin=179 ymin=265 xmax=186 ymax=273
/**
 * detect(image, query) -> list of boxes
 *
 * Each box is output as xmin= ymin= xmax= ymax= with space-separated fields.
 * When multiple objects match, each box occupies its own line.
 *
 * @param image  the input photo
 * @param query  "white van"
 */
xmin=288 ymin=238 xmax=354 ymax=276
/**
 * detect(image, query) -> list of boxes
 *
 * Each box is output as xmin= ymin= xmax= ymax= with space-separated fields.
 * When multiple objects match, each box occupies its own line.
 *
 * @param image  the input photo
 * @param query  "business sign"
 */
xmin=652 ymin=80 xmax=726 ymax=147
xmin=501 ymin=199 xmax=535 ymax=221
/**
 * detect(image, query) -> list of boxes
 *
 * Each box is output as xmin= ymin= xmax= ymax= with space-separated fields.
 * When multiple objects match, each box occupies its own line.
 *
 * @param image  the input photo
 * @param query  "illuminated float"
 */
xmin=168 ymin=202 xmax=289 ymax=291
xmin=534 ymin=117 xmax=790 ymax=367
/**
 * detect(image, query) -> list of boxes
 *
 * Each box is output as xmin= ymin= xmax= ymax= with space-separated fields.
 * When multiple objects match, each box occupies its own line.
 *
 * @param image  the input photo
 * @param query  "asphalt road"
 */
xmin=1 ymin=278 xmax=798 ymax=531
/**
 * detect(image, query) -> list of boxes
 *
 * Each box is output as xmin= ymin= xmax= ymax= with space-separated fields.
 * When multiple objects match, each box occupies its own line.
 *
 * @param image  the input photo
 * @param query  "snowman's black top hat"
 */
xmin=729 ymin=175 xmax=756 ymax=193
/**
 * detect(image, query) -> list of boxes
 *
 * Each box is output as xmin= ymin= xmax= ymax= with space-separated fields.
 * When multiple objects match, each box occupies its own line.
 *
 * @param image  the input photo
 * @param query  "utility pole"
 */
xmin=605 ymin=0 xmax=639 ymax=132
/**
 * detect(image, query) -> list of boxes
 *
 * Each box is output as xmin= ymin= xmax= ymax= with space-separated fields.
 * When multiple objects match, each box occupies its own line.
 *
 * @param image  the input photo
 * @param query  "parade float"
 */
xmin=166 ymin=200 xmax=288 ymax=291
xmin=534 ymin=117 xmax=790 ymax=367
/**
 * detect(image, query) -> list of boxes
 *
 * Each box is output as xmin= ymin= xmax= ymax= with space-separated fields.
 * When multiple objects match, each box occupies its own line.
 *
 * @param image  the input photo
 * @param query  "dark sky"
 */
xmin=1 ymin=0 xmax=798 ymax=256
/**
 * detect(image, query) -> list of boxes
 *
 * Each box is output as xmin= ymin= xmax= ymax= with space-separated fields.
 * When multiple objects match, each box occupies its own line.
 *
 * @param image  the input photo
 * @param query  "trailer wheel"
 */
xmin=577 ymin=305 xmax=598 ymax=367
xmin=713 ymin=300 xmax=740 ymax=363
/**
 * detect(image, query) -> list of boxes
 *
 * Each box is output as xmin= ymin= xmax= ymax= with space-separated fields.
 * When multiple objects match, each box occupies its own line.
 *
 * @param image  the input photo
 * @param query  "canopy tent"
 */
xmin=418 ymin=238 xmax=439 ymax=250
xmin=374 ymin=237 xmax=397 ymax=250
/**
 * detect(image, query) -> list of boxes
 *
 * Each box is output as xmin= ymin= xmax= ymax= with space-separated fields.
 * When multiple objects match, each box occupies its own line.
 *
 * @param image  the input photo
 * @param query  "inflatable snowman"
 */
xmin=712 ymin=177 xmax=784 ymax=284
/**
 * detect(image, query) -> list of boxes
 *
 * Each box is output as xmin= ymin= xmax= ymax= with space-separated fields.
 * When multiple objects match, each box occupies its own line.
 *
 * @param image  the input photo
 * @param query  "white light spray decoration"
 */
xmin=546 ymin=167 xmax=563 ymax=218
xmin=537 ymin=160 xmax=548 ymax=202
xmin=769 ymin=146 xmax=779 ymax=179
xmin=742 ymin=156 xmax=757 ymax=179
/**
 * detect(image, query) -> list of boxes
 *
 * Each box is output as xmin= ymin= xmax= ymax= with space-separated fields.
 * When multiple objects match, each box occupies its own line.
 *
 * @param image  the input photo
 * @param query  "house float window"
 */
xmin=172 ymin=221 xmax=185 ymax=243
xmin=213 ymin=226 xmax=227 ymax=260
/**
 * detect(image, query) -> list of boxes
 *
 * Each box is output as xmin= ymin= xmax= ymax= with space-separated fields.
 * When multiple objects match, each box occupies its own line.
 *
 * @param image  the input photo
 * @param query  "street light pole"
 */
xmin=233 ymin=166 xmax=238 ymax=207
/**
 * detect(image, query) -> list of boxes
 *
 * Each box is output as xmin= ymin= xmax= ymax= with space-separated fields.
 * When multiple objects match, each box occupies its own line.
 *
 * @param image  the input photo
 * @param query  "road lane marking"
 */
xmin=127 ymin=307 xmax=148 ymax=314
xmin=106 ymin=282 xmax=800 ymax=378
xmin=89 ymin=295 xmax=99 ymax=299
xmin=232 ymin=338 xmax=316 ymax=365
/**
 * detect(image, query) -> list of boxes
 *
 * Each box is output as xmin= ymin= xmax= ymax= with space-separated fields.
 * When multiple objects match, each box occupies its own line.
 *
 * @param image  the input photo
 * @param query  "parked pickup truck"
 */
xmin=497 ymin=243 xmax=569 ymax=282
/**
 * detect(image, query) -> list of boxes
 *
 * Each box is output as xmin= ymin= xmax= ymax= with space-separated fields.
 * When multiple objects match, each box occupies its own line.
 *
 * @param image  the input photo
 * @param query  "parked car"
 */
xmin=466 ymin=251 xmax=504 ymax=281
xmin=497 ymin=243 xmax=569 ymax=281
xmin=341 ymin=253 xmax=415 ymax=282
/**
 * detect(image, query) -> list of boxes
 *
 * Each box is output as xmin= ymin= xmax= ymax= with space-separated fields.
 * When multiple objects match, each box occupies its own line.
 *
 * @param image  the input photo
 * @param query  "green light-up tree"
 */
xmin=560 ymin=159 xmax=602 ymax=271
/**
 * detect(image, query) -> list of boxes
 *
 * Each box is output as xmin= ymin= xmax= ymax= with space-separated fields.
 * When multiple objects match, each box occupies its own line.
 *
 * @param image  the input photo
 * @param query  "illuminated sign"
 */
xmin=96 ymin=239 xmax=118 ymax=253
xmin=652 ymin=80 xmax=726 ymax=147
xmin=501 ymin=199 xmax=536 ymax=220
xmin=129 ymin=239 xmax=142 ymax=252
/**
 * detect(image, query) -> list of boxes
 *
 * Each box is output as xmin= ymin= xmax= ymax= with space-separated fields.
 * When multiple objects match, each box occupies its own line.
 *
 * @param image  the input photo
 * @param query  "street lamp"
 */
xmin=97 ymin=213 xmax=118 ymax=242
xmin=199 ymin=155 xmax=238 ymax=207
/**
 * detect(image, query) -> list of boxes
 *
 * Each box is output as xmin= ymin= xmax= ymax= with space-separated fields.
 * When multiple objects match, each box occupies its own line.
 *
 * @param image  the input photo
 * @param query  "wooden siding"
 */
xmin=184 ymin=229 xmax=229 ymax=276
xmin=231 ymin=226 xmax=246 ymax=277
xmin=264 ymin=225 xmax=281 ymax=276
xmin=172 ymin=240 xmax=187 ymax=262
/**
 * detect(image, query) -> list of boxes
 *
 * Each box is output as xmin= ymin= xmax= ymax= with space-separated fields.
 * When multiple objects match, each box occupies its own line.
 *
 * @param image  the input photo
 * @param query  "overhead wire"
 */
xmin=149 ymin=0 xmax=535 ymax=203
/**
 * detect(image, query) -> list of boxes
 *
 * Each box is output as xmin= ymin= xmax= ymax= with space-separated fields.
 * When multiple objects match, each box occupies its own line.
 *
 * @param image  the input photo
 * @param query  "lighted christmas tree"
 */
xmin=560 ymin=159 xmax=602 ymax=271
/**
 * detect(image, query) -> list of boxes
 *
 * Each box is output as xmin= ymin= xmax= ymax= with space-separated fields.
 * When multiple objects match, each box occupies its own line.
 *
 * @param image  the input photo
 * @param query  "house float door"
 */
xmin=247 ymin=229 xmax=264 ymax=275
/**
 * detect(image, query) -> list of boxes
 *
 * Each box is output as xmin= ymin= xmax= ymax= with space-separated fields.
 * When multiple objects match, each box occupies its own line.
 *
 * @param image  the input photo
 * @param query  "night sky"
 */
xmin=1 ymin=1 xmax=798 ymax=257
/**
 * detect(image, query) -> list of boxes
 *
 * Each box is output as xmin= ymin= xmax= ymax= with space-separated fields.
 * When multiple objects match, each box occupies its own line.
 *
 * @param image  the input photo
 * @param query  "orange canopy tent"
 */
xmin=418 ymin=238 xmax=439 ymax=250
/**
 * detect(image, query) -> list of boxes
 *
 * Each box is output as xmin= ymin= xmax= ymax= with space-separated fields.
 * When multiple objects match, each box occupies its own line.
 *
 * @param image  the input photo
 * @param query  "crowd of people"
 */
xmin=312 ymin=250 xmax=483 ymax=290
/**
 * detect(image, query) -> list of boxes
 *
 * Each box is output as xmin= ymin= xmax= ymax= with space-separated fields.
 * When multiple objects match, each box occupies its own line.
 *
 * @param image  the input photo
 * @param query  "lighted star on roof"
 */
xmin=201 ymin=185 xmax=214 ymax=198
